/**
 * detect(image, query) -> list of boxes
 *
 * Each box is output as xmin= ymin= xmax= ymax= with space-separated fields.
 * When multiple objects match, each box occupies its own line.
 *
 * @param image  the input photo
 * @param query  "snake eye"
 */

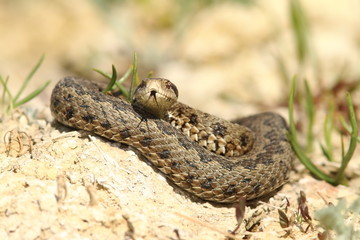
xmin=137 ymin=80 xmax=146 ymax=89
xmin=165 ymin=80 xmax=178 ymax=98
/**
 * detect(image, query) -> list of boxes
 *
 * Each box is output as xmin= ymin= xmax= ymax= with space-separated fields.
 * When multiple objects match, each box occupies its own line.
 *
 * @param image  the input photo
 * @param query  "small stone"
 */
xmin=63 ymin=139 xmax=78 ymax=149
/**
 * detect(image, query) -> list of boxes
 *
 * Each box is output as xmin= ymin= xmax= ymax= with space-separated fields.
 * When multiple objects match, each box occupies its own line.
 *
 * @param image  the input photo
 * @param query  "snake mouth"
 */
xmin=144 ymin=89 xmax=168 ymax=101
xmin=148 ymin=90 xmax=159 ymax=106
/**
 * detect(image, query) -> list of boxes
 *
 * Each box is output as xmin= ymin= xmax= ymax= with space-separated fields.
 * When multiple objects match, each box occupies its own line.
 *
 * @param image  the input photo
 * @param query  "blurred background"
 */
xmin=1 ymin=0 xmax=359 ymax=118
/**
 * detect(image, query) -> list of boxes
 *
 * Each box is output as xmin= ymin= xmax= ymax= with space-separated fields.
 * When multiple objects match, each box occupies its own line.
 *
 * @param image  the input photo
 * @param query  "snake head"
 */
xmin=132 ymin=78 xmax=178 ymax=119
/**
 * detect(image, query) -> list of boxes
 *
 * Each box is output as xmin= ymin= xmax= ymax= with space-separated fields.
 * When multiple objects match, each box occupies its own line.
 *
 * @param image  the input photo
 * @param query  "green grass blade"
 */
xmin=304 ymin=79 xmax=315 ymax=152
xmin=323 ymin=101 xmax=335 ymax=162
xmin=339 ymin=115 xmax=351 ymax=133
xmin=335 ymin=93 xmax=358 ymax=184
xmin=116 ymin=84 xmax=130 ymax=100
xmin=290 ymin=0 xmax=309 ymax=64
xmin=341 ymin=135 xmax=345 ymax=163
xmin=93 ymin=68 xmax=112 ymax=79
xmin=339 ymin=115 xmax=360 ymax=142
xmin=93 ymin=64 xmax=133 ymax=101
xmin=129 ymin=52 xmax=138 ymax=102
xmin=116 ymin=66 xmax=132 ymax=85
xmin=0 ymin=76 xmax=12 ymax=104
xmin=13 ymin=55 xmax=45 ymax=102
xmin=1 ymin=76 xmax=6 ymax=105
xmin=0 ymin=76 xmax=14 ymax=113
xmin=288 ymin=76 xmax=336 ymax=184
xmin=113 ymin=66 xmax=133 ymax=100
xmin=275 ymin=55 xmax=290 ymax=90
xmin=13 ymin=80 xmax=51 ymax=108
xmin=147 ymin=71 xmax=154 ymax=78
xmin=319 ymin=144 xmax=333 ymax=162
xmin=288 ymin=76 xmax=299 ymax=139
xmin=102 ymin=65 xmax=117 ymax=93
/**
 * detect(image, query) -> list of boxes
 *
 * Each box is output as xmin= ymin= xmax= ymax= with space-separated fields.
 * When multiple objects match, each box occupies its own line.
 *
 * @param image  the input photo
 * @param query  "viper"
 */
xmin=50 ymin=77 xmax=293 ymax=203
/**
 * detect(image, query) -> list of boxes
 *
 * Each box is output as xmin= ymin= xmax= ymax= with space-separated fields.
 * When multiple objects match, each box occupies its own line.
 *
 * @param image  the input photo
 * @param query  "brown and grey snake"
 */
xmin=50 ymin=77 xmax=293 ymax=203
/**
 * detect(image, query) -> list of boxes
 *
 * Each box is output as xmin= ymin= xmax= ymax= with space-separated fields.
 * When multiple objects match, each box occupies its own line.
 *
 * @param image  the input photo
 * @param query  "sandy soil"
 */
xmin=0 ymin=102 xmax=359 ymax=240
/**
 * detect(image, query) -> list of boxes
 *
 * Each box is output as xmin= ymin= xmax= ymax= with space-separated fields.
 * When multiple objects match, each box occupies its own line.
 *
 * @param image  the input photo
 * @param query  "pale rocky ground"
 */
xmin=0 ymin=0 xmax=360 ymax=239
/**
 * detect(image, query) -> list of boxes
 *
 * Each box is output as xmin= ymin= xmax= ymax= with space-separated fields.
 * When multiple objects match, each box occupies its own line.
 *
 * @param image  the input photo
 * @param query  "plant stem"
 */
xmin=304 ymin=79 xmax=314 ymax=152
xmin=102 ymin=65 xmax=117 ymax=93
xmin=335 ymin=93 xmax=358 ymax=184
xmin=129 ymin=52 xmax=138 ymax=102
xmin=288 ymin=76 xmax=336 ymax=184
xmin=13 ymin=55 xmax=44 ymax=102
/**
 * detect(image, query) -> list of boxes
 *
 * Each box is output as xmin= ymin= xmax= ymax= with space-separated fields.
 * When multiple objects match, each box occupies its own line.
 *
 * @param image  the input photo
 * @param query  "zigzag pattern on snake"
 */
xmin=50 ymin=76 xmax=293 ymax=203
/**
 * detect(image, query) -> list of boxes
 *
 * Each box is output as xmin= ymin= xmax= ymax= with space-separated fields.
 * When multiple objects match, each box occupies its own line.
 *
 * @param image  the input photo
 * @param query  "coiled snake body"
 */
xmin=50 ymin=77 xmax=293 ymax=203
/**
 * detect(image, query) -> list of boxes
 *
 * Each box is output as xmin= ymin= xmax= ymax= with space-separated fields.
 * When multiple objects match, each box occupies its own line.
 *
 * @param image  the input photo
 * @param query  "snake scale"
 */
xmin=50 ymin=77 xmax=293 ymax=203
